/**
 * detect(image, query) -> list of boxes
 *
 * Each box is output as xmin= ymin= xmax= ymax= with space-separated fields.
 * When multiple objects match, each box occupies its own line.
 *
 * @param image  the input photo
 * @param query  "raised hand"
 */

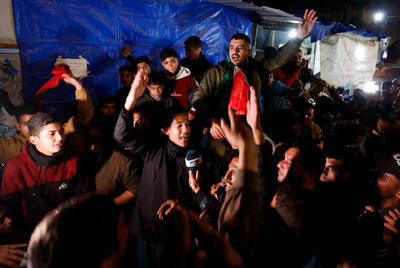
xmin=384 ymin=208 xmax=400 ymax=234
xmin=157 ymin=199 xmax=179 ymax=220
xmin=188 ymin=170 xmax=201 ymax=193
xmin=210 ymin=118 xmax=225 ymax=140
xmin=120 ymin=44 xmax=132 ymax=58
xmin=0 ymin=244 xmax=26 ymax=268
xmin=246 ymin=86 xmax=260 ymax=131
xmin=221 ymin=109 xmax=253 ymax=150
xmin=61 ymin=73 xmax=83 ymax=90
xmin=297 ymin=9 xmax=318 ymax=40
xmin=124 ymin=69 xmax=148 ymax=111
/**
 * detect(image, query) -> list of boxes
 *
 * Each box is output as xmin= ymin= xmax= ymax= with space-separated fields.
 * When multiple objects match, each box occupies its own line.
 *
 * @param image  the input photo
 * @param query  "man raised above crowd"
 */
xmin=191 ymin=9 xmax=317 ymax=158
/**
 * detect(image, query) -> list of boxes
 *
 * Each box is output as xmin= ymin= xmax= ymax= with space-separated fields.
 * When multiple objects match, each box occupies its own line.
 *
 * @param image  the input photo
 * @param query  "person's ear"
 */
xmin=161 ymin=127 xmax=169 ymax=136
xmin=16 ymin=122 xmax=21 ymax=131
xmin=395 ymin=190 xmax=400 ymax=200
xmin=29 ymin=135 xmax=39 ymax=145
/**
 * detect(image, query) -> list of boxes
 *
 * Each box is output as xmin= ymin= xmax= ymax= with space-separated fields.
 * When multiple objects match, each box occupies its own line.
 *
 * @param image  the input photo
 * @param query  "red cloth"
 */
xmin=273 ymin=68 xmax=300 ymax=87
xmin=229 ymin=69 xmax=249 ymax=115
xmin=170 ymin=76 xmax=197 ymax=110
xmin=34 ymin=64 xmax=72 ymax=103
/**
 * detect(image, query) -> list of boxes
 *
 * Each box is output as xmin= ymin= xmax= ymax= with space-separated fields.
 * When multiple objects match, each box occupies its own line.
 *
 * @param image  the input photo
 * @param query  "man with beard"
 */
xmin=192 ymin=9 xmax=317 ymax=159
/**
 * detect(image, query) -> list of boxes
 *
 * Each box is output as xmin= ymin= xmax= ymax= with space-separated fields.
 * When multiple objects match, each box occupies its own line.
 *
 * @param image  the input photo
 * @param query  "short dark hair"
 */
xmin=292 ymin=141 xmax=326 ymax=176
xmin=230 ymin=33 xmax=250 ymax=44
xmin=27 ymin=112 xmax=61 ymax=136
xmin=95 ymin=94 xmax=116 ymax=109
xmin=263 ymin=46 xmax=277 ymax=60
xmin=118 ymin=65 xmax=136 ymax=75
xmin=134 ymin=56 xmax=151 ymax=66
xmin=159 ymin=105 xmax=188 ymax=129
xmin=15 ymin=104 xmax=42 ymax=121
xmin=184 ymin=36 xmax=202 ymax=49
xmin=148 ymin=71 xmax=167 ymax=85
xmin=160 ymin=48 xmax=178 ymax=61
xmin=27 ymin=194 xmax=119 ymax=268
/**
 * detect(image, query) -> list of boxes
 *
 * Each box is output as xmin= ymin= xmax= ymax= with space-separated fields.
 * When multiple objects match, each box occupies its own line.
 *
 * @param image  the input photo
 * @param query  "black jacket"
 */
xmin=113 ymin=109 xmax=226 ymax=242
xmin=181 ymin=53 xmax=213 ymax=83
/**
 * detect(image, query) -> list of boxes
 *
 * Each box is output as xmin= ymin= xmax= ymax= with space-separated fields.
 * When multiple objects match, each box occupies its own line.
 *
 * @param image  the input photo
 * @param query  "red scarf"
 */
xmin=34 ymin=64 xmax=72 ymax=105
xmin=229 ymin=68 xmax=249 ymax=115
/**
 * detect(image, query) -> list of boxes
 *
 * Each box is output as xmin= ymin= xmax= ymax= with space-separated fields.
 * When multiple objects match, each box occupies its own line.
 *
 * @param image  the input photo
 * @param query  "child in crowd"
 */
xmin=160 ymin=48 xmax=197 ymax=118
xmin=114 ymin=65 xmax=136 ymax=110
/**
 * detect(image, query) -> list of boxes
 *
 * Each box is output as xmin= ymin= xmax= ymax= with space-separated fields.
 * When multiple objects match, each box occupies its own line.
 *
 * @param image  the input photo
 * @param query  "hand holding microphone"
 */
xmin=185 ymin=150 xmax=202 ymax=193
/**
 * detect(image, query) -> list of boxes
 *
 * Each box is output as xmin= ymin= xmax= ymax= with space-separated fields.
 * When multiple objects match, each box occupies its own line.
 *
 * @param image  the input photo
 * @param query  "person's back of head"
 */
xmin=148 ymin=71 xmax=167 ymax=86
xmin=296 ymin=141 xmax=325 ymax=177
xmin=118 ymin=64 xmax=136 ymax=76
xmin=28 ymin=194 xmax=122 ymax=268
xmin=263 ymin=46 xmax=277 ymax=60
xmin=184 ymin=36 xmax=201 ymax=49
xmin=289 ymin=141 xmax=325 ymax=190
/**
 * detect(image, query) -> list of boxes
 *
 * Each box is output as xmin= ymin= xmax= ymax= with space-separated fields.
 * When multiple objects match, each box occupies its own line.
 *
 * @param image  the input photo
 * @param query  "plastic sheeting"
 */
xmin=310 ymin=18 xmax=389 ymax=43
xmin=320 ymin=32 xmax=380 ymax=87
xmin=12 ymin=0 xmax=253 ymax=112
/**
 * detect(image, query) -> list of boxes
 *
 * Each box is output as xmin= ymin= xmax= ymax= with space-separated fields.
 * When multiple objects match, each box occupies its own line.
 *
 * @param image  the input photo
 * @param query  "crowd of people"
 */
xmin=0 ymin=8 xmax=400 ymax=268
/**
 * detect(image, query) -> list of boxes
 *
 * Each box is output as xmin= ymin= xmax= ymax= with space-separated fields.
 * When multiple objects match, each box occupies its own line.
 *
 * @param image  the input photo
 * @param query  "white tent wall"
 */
xmin=320 ymin=32 xmax=380 ymax=87
xmin=0 ymin=0 xmax=17 ymax=45
xmin=0 ymin=0 xmax=23 ymax=106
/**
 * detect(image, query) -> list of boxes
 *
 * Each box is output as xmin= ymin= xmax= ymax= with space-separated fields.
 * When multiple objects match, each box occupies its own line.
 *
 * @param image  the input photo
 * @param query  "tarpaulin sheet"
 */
xmin=310 ymin=17 xmax=389 ymax=43
xmin=320 ymin=32 xmax=380 ymax=87
xmin=12 ymin=0 xmax=253 ymax=112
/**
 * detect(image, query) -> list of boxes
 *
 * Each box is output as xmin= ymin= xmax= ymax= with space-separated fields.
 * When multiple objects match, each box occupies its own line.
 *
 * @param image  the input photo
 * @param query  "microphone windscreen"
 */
xmin=185 ymin=150 xmax=202 ymax=171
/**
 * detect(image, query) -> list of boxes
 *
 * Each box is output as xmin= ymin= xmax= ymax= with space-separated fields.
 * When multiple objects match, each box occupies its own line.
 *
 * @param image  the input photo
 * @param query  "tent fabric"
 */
xmin=12 ymin=0 xmax=253 ymax=112
xmin=320 ymin=32 xmax=380 ymax=87
xmin=207 ymin=0 xmax=301 ymax=24
xmin=310 ymin=18 xmax=390 ymax=43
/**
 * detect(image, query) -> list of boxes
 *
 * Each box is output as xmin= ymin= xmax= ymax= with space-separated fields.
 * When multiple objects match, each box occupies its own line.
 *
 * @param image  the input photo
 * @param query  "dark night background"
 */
xmin=251 ymin=0 xmax=400 ymax=40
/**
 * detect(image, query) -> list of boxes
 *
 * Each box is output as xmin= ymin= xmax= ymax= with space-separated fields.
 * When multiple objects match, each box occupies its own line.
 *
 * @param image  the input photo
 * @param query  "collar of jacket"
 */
xmin=165 ymin=66 xmax=192 ymax=81
xmin=27 ymin=143 xmax=64 ymax=167
xmin=15 ymin=131 xmax=29 ymax=144
xmin=166 ymin=139 xmax=188 ymax=159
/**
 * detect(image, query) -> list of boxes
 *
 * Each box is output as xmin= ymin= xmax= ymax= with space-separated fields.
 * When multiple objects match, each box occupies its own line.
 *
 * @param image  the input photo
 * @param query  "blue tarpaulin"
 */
xmin=12 ymin=0 xmax=253 ymax=112
xmin=310 ymin=17 xmax=390 ymax=43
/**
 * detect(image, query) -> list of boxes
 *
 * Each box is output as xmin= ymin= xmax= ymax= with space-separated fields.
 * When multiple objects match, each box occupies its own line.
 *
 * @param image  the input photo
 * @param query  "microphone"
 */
xmin=185 ymin=150 xmax=202 ymax=171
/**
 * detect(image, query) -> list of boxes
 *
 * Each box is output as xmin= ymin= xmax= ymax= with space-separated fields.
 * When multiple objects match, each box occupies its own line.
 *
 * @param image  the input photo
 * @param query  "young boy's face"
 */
xmin=163 ymin=113 xmax=190 ymax=148
xmin=137 ymin=62 xmax=151 ymax=75
xmin=120 ymin=71 xmax=134 ymax=88
xmin=147 ymin=84 xmax=164 ymax=100
xmin=30 ymin=123 xmax=66 ymax=156
xmin=161 ymin=56 xmax=179 ymax=74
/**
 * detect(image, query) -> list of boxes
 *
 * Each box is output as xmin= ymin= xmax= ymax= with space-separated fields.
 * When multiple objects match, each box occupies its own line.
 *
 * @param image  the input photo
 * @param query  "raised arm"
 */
xmin=113 ymin=70 xmax=149 ymax=155
xmin=218 ymin=108 xmax=258 ymax=262
xmin=263 ymin=9 xmax=317 ymax=73
xmin=62 ymin=74 xmax=94 ymax=135
xmin=120 ymin=44 xmax=136 ymax=65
